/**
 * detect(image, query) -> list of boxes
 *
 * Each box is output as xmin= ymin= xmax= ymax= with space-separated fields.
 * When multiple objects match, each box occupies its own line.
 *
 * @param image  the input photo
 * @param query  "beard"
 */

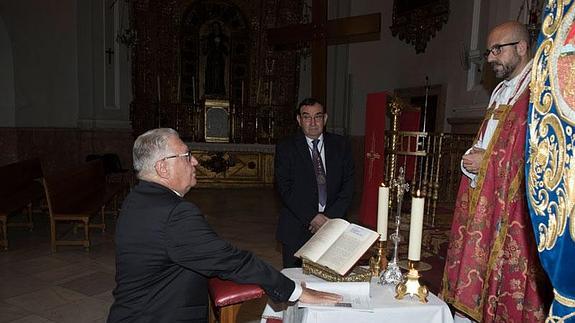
xmin=491 ymin=56 xmax=520 ymax=79
xmin=492 ymin=63 xmax=512 ymax=79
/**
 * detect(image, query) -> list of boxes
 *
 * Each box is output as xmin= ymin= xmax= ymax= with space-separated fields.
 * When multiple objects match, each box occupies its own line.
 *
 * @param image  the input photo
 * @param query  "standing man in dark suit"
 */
xmin=275 ymin=98 xmax=355 ymax=268
xmin=108 ymin=128 xmax=340 ymax=323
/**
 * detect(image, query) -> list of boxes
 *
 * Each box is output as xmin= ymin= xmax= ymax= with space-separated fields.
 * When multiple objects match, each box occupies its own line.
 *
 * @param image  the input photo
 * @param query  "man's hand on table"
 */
xmin=298 ymin=282 xmax=342 ymax=304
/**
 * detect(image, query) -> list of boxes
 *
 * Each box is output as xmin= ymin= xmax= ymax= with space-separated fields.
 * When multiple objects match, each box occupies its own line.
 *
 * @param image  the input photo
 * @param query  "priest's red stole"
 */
xmin=359 ymin=92 xmax=387 ymax=229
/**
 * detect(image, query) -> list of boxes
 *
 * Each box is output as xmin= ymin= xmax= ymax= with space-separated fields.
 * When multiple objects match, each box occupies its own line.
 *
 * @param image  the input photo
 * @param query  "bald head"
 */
xmin=489 ymin=21 xmax=530 ymax=46
xmin=486 ymin=21 xmax=531 ymax=80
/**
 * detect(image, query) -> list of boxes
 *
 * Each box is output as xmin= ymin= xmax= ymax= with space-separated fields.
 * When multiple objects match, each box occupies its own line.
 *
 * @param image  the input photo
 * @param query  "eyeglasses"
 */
xmin=160 ymin=151 xmax=192 ymax=163
xmin=300 ymin=113 xmax=325 ymax=122
xmin=483 ymin=41 xmax=520 ymax=58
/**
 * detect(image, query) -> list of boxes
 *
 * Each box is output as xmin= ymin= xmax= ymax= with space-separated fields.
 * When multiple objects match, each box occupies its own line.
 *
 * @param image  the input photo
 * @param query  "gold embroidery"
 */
xmin=541 ymin=0 xmax=565 ymax=37
xmin=554 ymin=289 xmax=575 ymax=308
xmin=528 ymin=108 xmax=575 ymax=250
xmin=493 ymin=104 xmax=511 ymax=120
xmin=546 ymin=303 xmax=575 ymax=323
xmin=531 ymin=38 xmax=554 ymax=115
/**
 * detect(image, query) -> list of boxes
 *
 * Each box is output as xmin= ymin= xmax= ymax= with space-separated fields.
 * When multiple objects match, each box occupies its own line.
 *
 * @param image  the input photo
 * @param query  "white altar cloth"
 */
xmin=262 ymin=268 xmax=454 ymax=323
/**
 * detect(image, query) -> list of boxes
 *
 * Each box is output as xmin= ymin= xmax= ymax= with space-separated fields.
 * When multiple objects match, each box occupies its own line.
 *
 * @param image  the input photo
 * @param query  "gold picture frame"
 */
xmin=204 ymin=99 xmax=230 ymax=143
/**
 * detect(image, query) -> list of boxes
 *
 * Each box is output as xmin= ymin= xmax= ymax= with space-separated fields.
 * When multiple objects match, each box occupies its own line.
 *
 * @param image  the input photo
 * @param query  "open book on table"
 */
xmin=295 ymin=218 xmax=379 ymax=276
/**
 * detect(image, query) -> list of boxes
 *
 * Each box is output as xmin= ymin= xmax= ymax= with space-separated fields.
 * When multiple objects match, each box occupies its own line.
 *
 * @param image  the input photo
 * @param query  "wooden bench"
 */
xmin=0 ymin=158 xmax=44 ymax=250
xmin=43 ymin=160 xmax=123 ymax=252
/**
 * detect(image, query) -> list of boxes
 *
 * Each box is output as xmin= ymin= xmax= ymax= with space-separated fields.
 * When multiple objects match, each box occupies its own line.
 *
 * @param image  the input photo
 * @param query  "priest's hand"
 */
xmin=462 ymin=147 xmax=485 ymax=174
xmin=309 ymin=213 xmax=329 ymax=233
xmin=299 ymin=283 xmax=342 ymax=304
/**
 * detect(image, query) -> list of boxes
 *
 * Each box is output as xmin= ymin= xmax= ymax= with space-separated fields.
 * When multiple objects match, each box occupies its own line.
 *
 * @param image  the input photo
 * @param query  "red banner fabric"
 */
xmin=398 ymin=109 xmax=421 ymax=182
xmin=359 ymin=92 xmax=387 ymax=229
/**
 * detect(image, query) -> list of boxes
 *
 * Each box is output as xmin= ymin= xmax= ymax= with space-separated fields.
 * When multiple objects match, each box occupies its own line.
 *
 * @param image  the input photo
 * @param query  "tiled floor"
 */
xmin=0 ymin=187 xmax=361 ymax=323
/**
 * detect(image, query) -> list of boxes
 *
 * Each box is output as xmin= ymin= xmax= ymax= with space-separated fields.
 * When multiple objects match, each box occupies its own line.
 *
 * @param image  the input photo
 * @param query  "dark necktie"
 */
xmin=312 ymin=139 xmax=327 ymax=207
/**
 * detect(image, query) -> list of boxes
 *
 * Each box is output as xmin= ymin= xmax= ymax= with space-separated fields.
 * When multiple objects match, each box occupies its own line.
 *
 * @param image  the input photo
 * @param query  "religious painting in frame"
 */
xmin=526 ymin=1 xmax=575 ymax=320
xmin=389 ymin=0 xmax=449 ymax=53
xmin=204 ymin=99 xmax=230 ymax=143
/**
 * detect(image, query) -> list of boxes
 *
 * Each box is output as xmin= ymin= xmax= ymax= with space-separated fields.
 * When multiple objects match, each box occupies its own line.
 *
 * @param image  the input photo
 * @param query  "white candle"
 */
xmin=377 ymin=183 xmax=389 ymax=241
xmin=408 ymin=191 xmax=425 ymax=261
xmin=157 ymin=75 xmax=161 ymax=103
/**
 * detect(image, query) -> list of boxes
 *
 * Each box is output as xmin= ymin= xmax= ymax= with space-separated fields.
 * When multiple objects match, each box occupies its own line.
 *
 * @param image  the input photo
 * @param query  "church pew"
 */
xmin=43 ymin=160 xmax=123 ymax=252
xmin=0 ymin=158 xmax=44 ymax=249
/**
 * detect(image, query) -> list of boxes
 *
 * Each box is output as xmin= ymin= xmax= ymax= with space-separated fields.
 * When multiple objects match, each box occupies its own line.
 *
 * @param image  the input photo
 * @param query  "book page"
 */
xmin=294 ymin=218 xmax=350 ymax=262
xmin=298 ymin=281 xmax=372 ymax=311
xmin=317 ymin=224 xmax=379 ymax=275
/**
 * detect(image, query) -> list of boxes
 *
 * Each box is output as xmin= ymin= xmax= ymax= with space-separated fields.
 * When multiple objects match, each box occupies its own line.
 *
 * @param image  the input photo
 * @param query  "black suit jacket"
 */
xmin=107 ymin=181 xmax=294 ymax=323
xmin=274 ymin=131 xmax=354 ymax=250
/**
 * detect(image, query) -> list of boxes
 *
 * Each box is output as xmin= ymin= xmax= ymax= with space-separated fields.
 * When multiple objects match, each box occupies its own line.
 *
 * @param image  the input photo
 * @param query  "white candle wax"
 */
xmin=377 ymin=184 xmax=389 ymax=241
xmin=408 ymin=193 xmax=425 ymax=261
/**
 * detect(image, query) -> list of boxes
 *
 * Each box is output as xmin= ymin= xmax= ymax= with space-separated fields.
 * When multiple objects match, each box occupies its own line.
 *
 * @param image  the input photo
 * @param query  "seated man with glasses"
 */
xmin=442 ymin=21 xmax=550 ymax=322
xmin=107 ymin=128 xmax=341 ymax=323
xmin=274 ymin=98 xmax=354 ymax=268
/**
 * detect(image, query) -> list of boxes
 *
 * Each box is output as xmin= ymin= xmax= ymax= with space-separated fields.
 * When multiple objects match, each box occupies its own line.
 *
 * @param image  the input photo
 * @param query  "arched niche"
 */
xmin=180 ymin=1 xmax=250 ymax=105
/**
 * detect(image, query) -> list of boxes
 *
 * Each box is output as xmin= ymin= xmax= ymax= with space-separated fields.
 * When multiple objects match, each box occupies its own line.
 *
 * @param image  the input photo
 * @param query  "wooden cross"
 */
xmin=105 ymin=48 xmax=114 ymax=65
xmin=267 ymin=0 xmax=381 ymax=104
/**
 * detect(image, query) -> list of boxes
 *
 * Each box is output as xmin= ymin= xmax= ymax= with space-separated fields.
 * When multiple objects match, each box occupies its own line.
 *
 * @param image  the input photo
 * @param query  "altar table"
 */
xmin=262 ymin=268 xmax=454 ymax=323
xmin=186 ymin=142 xmax=274 ymax=188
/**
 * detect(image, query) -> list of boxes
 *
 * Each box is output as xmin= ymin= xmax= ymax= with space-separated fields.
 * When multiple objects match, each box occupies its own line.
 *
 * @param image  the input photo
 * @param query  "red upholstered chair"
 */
xmin=208 ymin=278 xmax=265 ymax=323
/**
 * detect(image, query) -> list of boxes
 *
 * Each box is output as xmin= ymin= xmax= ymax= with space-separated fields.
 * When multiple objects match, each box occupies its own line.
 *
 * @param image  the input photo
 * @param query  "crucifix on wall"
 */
xmin=267 ymin=0 xmax=381 ymax=104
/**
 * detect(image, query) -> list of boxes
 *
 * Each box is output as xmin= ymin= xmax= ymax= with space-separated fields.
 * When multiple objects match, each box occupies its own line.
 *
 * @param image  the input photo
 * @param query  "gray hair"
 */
xmin=133 ymin=128 xmax=179 ymax=179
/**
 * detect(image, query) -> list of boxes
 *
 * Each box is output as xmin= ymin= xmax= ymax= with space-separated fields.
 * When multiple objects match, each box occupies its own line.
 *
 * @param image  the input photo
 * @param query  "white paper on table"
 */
xmin=297 ymin=282 xmax=373 ymax=312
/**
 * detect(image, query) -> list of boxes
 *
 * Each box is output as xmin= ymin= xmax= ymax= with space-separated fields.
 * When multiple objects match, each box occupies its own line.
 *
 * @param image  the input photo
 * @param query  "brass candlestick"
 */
xmin=395 ymin=260 xmax=428 ymax=303
xmin=369 ymin=239 xmax=388 ymax=277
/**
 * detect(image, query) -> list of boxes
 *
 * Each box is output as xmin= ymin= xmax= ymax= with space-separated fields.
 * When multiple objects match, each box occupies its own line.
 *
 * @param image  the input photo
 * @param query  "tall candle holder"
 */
xmin=379 ymin=167 xmax=409 ymax=285
xmin=369 ymin=239 xmax=387 ymax=277
xmin=395 ymin=260 xmax=429 ymax=303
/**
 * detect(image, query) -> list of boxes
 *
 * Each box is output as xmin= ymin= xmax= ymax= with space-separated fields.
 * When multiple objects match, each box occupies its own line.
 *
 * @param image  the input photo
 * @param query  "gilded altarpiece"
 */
xmin=130 ymin=0 xmax=302 ymax=186
xmin=526 ymin=0 xmax=575 ymax=320
xmin=130 ymin=0 xmax=301 ymax=143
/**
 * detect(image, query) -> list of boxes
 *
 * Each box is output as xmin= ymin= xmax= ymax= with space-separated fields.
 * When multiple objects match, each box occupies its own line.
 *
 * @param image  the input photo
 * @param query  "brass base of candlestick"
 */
xmin=369 ymin=240 xmax=388 ymax=277
xmin=395 ymin=260 xmax=429 ymax=303
xmin=397 ymin=259 xmax=432 ymax=272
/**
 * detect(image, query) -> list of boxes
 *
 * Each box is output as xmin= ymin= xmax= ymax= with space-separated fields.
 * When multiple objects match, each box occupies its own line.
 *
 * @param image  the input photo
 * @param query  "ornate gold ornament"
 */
xmin=528 ymin=0 xmax=575 ymax=251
